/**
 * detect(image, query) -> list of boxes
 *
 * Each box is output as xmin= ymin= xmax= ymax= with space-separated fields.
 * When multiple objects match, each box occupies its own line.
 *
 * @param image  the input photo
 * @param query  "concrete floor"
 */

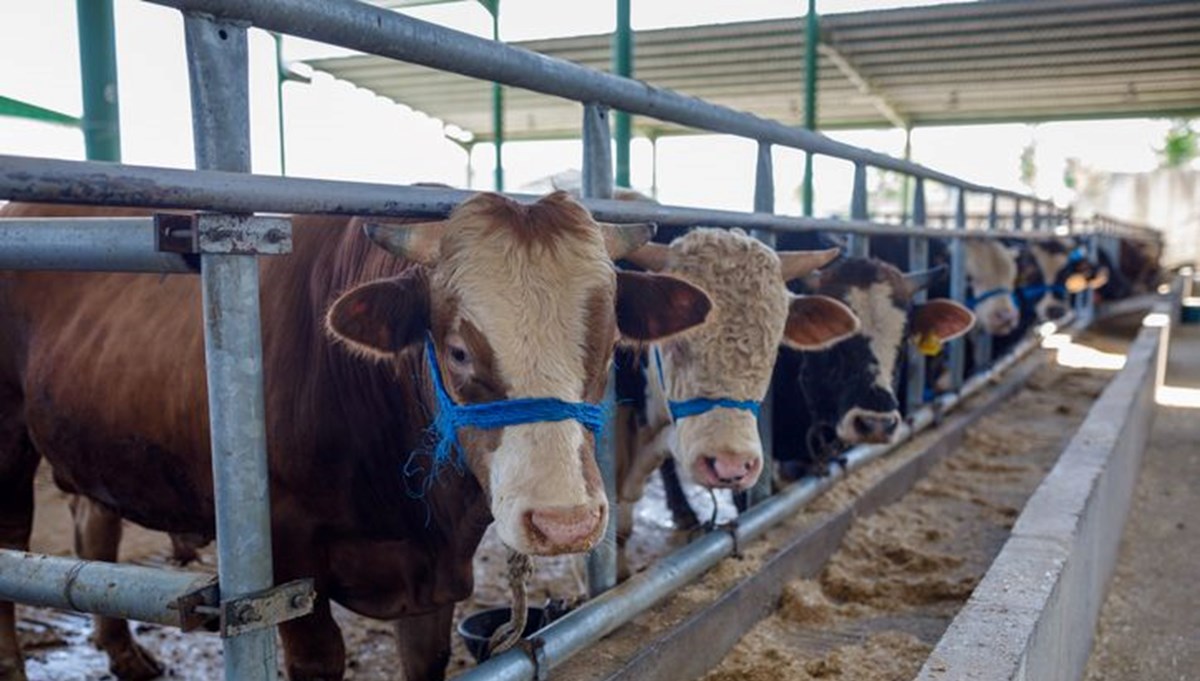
xmin=1084 ymin=320 xmax=1200 ymax=681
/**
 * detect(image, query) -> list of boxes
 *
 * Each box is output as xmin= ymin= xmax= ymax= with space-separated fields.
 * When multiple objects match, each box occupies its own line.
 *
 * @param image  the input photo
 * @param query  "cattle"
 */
xmin=611 ymin=227 xmax=861 ymax=576
xmin=769 ymin=256 xmax=975 ymax=479
xmin=1013 ymin=238 xmax=1107 ymax=323
xmin=0 ymin=193 xmax=714 ymax=681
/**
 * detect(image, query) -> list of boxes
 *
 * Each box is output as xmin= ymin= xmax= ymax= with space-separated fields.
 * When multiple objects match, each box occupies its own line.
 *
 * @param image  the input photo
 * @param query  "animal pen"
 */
xmin=0 ymin=1 xmax=1171 ymax=680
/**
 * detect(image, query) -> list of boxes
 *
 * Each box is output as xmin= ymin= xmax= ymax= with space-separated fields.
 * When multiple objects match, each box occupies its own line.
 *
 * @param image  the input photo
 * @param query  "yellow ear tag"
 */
xmin=915 ymin=332 xmax=944 ymax=357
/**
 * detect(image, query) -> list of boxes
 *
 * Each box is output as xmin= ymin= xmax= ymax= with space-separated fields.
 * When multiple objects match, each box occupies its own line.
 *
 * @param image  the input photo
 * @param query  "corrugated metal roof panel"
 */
xmin=309 ymin=0 xmax=1200 ymax=141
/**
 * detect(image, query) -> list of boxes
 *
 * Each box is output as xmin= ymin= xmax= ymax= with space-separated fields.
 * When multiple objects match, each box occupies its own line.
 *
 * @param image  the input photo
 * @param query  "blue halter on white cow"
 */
xmin=966 ymin=286 xmax=1018 ymax=311
xmin=652 ymin=346 xmax=761 ymax=423
xmin=423 ymin=335 xmax=609 ymax=467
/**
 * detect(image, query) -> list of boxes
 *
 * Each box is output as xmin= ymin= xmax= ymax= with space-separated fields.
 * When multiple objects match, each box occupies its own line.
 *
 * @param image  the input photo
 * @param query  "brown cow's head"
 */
xmin=325 ymin=192 xmax=712 ymax=555
xmin=625 ymin=229 xmax=859 ymax=491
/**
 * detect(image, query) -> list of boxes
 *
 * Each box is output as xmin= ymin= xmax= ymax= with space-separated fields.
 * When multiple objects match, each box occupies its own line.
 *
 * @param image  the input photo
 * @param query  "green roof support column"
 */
xmin=274 ymin=33 xmax=287 ymax=175
xmin=76 ymin=0 xmax=121 ymax=161
xmin=801 ymin=0 xmax=817 ymax=216
xmin=486 ymin=0 xmax=504 ymax=190
xmin=612 ymin=0 xmax=632 ymax=188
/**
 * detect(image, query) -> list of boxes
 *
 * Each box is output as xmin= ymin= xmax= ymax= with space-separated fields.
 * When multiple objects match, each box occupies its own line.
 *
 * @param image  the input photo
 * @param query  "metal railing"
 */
xmin=0 ymin=1 xmax=1161 ymax=679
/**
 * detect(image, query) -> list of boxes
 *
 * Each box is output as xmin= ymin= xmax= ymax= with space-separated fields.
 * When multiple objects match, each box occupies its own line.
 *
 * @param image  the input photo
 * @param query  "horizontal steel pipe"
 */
xmin=149 ymin=0 xmax=1030 ymax=200
xmin=0 ymin=156 xmax=1091 ymax=241
xmin=0 ymin=217 xmax=196 ymax=273
xmin=456 ymin=321 xmax=1060 ymax=681
xmin=0 ymin=550 xmax=216 ymax=627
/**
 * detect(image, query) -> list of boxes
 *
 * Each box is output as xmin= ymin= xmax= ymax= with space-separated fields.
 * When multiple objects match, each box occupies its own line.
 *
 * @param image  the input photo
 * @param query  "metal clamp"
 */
xmin=155 ymin=213 xmax=292 ymax=255
xmin=174 ymin=578 xmax=315 ymax=637
xmin=518 ymin=636 xmax=549 ymax=681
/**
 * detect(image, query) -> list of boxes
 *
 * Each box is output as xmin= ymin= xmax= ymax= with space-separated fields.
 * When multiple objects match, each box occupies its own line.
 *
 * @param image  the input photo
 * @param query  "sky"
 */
xmin=0 ymin=0 xmax=1182 ymax=219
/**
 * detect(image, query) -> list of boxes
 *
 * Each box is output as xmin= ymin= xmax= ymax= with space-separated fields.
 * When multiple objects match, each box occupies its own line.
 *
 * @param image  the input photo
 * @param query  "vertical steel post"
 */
xmin=847 ymin=161 xmax=869 ymax=257
xmin=948 ymin=187 xmax=967 ymax=390
xmin=183 ymin=15 xmax=277 ymax=681
xmin=905 ymin=178 xmax=928 ymax=413
xmin=747 ymin=141 xmax=775 ymax=508
xmin=1013 ymin=198 xmax=1024 ymax=232
xmin=801 ymin=0 xmax=818 ymax=217
xmin=612 ymin=0 xmax=632 ymax=188
xmin=581 ymin=103 xmax=617 ymax=596
xmin=75 ymin=0 xmax=121 ymax=161
xmin=488 ymin=1 xmax=504 ymax=190
xmin=973 ymin=194 xmax=998 ymax=370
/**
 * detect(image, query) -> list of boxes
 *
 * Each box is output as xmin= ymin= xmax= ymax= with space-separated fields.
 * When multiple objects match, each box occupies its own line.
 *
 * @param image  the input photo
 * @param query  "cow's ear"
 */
xmin=911 ymin=299 xmax=974 ymax=343
xmin=782 ymin=294 xmax=860 ymax=351
xmin=1087 ymin=266 xmax=1110 ymax=290
xmin=325 ymin=270 xmax=430 ymax=358
xmin=615 ymin=271 xmax=712 ymax=342
xmin=1065 ymin=272 xmax=1090 ymax=294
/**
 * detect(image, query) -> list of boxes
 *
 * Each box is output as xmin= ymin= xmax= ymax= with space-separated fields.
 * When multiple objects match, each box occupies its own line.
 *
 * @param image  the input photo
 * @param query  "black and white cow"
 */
xmin=771 ymin=256 xmax=975 ymax=479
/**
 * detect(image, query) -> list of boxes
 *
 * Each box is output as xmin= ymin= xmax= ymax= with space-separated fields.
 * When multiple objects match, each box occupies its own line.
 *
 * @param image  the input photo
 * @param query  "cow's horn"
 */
xmin=778 ymin=247 xmax=841 ymax=282
xmin=600 ymin=222 xmax=657 ymax=259
xmin=362 ymin=220 xmax=447 ymax=264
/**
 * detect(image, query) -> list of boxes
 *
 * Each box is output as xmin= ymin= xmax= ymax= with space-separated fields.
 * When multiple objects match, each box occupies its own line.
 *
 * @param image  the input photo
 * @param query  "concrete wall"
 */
xmin=916 ymin=315 xmax=1163 ymax=681
xmin=1077 ymin=168 xmax=1199 ymax=269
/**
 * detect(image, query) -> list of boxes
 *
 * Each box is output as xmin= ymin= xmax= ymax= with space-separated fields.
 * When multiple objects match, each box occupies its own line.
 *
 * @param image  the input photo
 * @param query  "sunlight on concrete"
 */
xmin=1041 ymin=333 xmax=1127 ymax=371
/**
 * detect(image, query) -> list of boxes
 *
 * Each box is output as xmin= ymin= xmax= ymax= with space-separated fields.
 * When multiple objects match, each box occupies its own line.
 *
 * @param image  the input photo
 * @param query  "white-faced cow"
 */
xmin=0 ymin=193 xmax=713 ymax=681
xmin=612 ymin=228 xmax=860 ymax=574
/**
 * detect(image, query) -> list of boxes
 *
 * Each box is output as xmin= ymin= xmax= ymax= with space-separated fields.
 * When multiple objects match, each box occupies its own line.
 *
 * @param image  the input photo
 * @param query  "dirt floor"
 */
xmin=1084 ymin=322 xmax=1200 ymax=681
xmin=13 ymin=334 xmax=1123 ymax=680
xmin=699 ymin=343 xmax=1120 ymax=681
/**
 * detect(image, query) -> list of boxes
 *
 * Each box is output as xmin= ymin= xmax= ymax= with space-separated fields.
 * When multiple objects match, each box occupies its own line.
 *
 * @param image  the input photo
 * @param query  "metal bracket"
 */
xmin=155 ymin=213 xmax=292 ymax=255
xmin=173 ymin=578 xmax=315 ymax=637
xmin=218 ymin=578 xmax=315 ymax=638
xmin=519 ymin=636 xmax=550 ymax=681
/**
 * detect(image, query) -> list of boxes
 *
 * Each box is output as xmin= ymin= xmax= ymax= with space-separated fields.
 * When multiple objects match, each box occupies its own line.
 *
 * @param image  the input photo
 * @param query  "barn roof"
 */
xmin=307 ymin=0 xmax=1200 ymax=141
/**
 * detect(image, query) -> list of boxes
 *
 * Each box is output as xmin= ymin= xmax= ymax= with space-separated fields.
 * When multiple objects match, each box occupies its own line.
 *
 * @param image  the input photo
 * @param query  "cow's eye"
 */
xmin=447 ymin=339 xmax=471 ymax=366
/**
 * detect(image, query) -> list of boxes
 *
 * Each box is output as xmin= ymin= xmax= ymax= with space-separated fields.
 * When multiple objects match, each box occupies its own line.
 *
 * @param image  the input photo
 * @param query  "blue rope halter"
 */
xmin=1016 ymin=247 xmax=1087 ymax=302
xmin=965 ymin=286 xmax=1017 ymax=311
xmin=652 ymin=346 xmax=760 ymax=422
xmin=423 ymin=335 xmax=608 ymax=467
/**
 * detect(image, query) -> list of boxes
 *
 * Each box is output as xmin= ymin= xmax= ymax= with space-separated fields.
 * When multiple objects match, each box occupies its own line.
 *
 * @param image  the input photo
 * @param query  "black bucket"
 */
xmin=458 ymin=606 xmax=547 ymax=662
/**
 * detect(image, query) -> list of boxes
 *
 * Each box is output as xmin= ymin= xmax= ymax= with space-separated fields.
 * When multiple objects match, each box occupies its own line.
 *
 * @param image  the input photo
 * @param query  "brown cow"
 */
xmin=0 ymin=192 xmax=713 ymax=681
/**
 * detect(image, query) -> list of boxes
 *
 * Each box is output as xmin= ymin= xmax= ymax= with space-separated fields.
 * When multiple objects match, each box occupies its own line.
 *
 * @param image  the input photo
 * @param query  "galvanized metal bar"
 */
xmin=581 ymin=102 xmax=617 ymax=597
xmin=183 ymin=13 xmax=277 ymax=681
xmin=0 ymin=217 xmax=195 ymax=273
xmin=747 ymin=140 xmax=775 ymax=508
xmin=0 ymin=550 xmax=215 ymax=628
xmin=143 ymin=0 xmax=1033 ymax=200
xmin=847 ymin=161 xmax=870 ymax=257
xmin=75 ymin=0 xmax=121 ymax=161
xmin=1013 ymin=198 xmax=1024 ymax=232
xmin=0 ymin=155 xmax=1116 ymax=243
xmin=612 ymin=0 xmax=632 ymax=189
xmin=948 ymin=188 xmax=968 ymax=390
xmin=905 ymin=178 xmax=928 ymax=414
xmin=456 ymin=318 xmax=1061 ymax=681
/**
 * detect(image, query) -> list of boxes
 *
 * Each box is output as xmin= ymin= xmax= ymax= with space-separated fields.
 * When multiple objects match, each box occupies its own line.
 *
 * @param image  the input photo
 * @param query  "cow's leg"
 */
xmin=0 ymin=425 xmax=37 ymax=681
xmin=659 ymin=458 xmax=700 ymax=531
xmin=278 ymin=593 xmax=345 ymax=681
xmin=393 ymin=603 xmax=455 ymax=681
xmin=69 ymin=496 xmax=164 ymax=680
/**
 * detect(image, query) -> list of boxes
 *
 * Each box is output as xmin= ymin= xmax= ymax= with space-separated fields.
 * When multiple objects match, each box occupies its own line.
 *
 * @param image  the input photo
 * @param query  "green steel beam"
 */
xmin=802 ymin=0 xmax=817 ymax=217
xmin=613 ymin=0 xmax=632 ymax=188
xmin=76 ymin=0 xmax=121 ymax=161
xmin=0 ymin=95 xmax=79 ymax=127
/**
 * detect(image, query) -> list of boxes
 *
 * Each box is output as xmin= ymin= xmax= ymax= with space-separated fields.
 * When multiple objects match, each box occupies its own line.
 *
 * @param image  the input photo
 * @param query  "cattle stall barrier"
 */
xmin=0 ymin=0 xmax=1160 ymax=678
